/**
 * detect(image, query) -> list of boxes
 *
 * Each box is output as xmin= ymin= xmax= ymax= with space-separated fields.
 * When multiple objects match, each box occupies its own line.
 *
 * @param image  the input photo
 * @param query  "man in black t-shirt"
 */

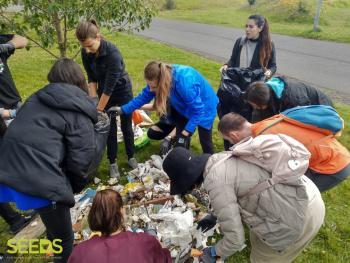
xmin=0 ymin=34 xmax=28 ymax=119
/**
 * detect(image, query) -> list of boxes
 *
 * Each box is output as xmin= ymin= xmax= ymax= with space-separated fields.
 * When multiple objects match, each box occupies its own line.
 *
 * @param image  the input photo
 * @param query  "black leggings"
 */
xmin=107 ymin=112 xmax=134 ymax=163
xmin=147 ymin=120 xmax=175 ymax=140
xmin=0 ymin=203 xmax=22 ymax=226
xmin=37 ymin=203 xmax=73 ymax=263
xmin=305 ymin=164 xmax=350 ymax=192
xmin=148 ymin=109 xmax=214 ymax=154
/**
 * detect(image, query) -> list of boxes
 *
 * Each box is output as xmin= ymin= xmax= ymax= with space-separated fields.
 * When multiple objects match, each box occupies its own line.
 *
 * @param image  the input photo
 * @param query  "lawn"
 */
xmin=0 ymin=32 xmax=349 ymax=262
xmin=158 ymin=0 xmax=350 ymax=44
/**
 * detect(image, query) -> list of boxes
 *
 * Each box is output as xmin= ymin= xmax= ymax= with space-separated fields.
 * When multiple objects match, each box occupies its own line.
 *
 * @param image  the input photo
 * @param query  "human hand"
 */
xmin=220 ymin=64 xmax=228 ymax=73
xmin=159 ymin=136 xmax=173 ymax=156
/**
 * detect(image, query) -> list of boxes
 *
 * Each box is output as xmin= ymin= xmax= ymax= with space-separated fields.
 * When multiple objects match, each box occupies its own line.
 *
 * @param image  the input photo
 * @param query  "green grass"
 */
xmin=158 ymin=0 xmax=350 ymax=43
xmin=0 ymin=32 xmax=349 ymax=262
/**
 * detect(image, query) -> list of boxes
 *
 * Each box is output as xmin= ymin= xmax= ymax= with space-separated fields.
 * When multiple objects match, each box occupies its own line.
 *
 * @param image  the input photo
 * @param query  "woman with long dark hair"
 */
xmin=0 ymin=58 xmax=97 ymax=262
xmin=218 ymin=14 xmax=277 ymax=150
xmin=109 ymin=61 xmax=218 ymax=154
xmin=76 ymin=20 xmax=138 ymax=179
xmin=221 ymin=14 xmax=276 ymax=77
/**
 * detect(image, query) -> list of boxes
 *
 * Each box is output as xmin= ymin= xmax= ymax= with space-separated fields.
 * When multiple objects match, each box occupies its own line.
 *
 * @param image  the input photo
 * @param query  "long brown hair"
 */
xmin=88 ymin=189 xmax=124 ymax=236
xmin=76 ymin=19 xmax=99 ymax=42
xmin=144 ymin=61 xmax=172 ymax=116
xmin=249 ymin=14 xmax=272 ymax=69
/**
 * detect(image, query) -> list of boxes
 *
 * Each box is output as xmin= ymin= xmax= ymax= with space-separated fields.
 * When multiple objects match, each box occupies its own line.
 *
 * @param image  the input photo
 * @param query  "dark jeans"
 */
xmin=305 ymin=164 xmax=350 ymax=192
xmin=37 ymin=203 xmax=73 ymax=263
xmin=0 ymin=203 xmax=22 ymax=226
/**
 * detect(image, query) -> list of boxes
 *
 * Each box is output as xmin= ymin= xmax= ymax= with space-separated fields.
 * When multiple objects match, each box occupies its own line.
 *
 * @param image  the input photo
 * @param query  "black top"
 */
xmin=81 ymin=39 xmax=132 ymax=106
xmin=270 ymin=76 xmax=333 ymax=115
xmin=0 ymin=34 xmax=21 ymax=108
xmin=0 ymin=83 xmax=98 ymax=207
xmin=227 ymin=37 xmax=277 ymax=75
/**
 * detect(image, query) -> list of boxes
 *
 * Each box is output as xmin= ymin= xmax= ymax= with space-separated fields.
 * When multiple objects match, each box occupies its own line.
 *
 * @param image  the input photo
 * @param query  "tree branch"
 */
xmin=0 ymin=13 xmax=59 ymax=59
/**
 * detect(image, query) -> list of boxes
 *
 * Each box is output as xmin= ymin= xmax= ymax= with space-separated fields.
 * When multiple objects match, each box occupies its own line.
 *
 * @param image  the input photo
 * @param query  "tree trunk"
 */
xmin=52 ymin=12 xmax=66 ymax=58
xmin=313 ymin=0 xmax=323 ymax=32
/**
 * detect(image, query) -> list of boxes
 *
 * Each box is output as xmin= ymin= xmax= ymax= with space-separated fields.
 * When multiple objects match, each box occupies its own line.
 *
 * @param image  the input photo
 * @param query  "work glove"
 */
xmin=0 ymin=43 xmax=15 ymax=54
xmin=197 ymin=214 xmax=217 ymax=232
xmin=200 ymin=247 xmax=217 ymax=263
xmin=107 ymin=106 xmax=123 ymax=116
xmin=174 ymin=134 xmax=190 ymax=149
xmin=159 ymin=136 xmax=173 ymax=156
xmin=95 ymin=112 xmax=110 ymax=131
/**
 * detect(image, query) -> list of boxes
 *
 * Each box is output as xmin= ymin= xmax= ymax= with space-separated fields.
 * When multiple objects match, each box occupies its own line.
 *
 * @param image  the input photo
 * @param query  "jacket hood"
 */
xmin=266 ymin=77 xmax=285 ymax=99
xmin=36 ymin=83 xmax=98 ymax=123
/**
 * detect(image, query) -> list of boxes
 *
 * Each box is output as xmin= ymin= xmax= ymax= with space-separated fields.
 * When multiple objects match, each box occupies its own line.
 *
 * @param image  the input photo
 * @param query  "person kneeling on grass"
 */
xmin=68 ymin=189 xmax=171 ymax=263
xmin=163 ymin=143 xmax=325 ymax=263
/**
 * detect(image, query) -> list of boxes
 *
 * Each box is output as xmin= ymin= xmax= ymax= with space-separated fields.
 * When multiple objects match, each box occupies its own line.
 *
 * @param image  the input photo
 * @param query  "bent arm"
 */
xmin=9 ymin=35 xmax=28 ymax=49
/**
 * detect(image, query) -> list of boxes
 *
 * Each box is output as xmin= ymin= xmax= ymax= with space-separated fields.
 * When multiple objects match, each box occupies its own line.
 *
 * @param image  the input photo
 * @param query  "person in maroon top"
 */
xmin=68 ymin=189 xmax=171 ymax=263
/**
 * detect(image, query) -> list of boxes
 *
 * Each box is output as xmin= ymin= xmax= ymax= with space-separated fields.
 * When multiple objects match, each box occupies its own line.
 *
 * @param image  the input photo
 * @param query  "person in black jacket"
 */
xmin=0 ymin=34 xmax=28 ymax=119
xmin=221 ymin=14 xmax=277 ymax=78
xmin=0 ymin=116 xmax=36 ymax=235
xmin=0 ymin=59 xmax=97 ymax=262
xmin=76 ymin=20 xmax=137 ymax=179
xmin=245 ymin=76 xmax=333 ymax=122
xmin=218 ymin=14 xmax=276 ymax=150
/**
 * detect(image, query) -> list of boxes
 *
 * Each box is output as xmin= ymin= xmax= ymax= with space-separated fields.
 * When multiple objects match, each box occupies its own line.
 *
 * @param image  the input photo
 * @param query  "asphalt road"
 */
xmin=136 ymin=18 xmax=350 ymax=95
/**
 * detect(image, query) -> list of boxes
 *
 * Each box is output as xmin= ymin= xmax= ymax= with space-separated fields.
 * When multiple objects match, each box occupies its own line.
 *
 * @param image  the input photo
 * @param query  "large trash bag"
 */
xmin=87 ymin=112 xmax=110 ymax=176
xmin=217 ymin=70 xmax=253 ymax=121
xmin=225 ymin=67 xmax=265 ymax=91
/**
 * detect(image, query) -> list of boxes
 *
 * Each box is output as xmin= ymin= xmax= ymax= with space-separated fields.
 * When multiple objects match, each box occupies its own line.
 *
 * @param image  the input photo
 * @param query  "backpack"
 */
xmin=258 ymin=105 xmax=344 ymax=137
xmin=282 ymin=105 xmax=343 ymax=135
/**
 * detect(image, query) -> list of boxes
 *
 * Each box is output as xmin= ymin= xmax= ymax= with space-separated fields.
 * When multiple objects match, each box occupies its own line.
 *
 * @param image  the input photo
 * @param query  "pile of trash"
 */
xmin=71 ymin=155 xmax=217 ymax=261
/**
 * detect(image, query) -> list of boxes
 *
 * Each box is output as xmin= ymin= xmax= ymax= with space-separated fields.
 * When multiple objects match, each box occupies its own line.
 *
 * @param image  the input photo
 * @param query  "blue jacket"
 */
xmin=122 ymin=65 xmax=218 ymax=133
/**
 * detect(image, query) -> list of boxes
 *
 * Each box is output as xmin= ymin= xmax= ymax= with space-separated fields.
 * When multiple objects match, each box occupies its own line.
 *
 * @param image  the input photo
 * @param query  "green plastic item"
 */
xmin=135 ymin=131 xmax=150 ymax=150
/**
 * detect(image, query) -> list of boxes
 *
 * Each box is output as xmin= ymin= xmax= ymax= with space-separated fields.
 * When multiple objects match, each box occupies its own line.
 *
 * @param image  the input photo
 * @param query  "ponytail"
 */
xmin=249 ymin=14 xmax=272 ymax=69
xmin=144 ymin=61 xmax=172 ymax=116
xmin=76 ymin=19 xmax=100 ymax=42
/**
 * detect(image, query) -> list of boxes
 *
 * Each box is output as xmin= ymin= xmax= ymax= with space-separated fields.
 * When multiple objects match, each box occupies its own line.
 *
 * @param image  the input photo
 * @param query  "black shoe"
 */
xmin=9 ymin=210 xmax=37 ymax=235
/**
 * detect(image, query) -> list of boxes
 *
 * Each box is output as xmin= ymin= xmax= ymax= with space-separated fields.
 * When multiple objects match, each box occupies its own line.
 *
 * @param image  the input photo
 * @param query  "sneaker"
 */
xmin=109 ymin=163 xmax=120 ymax=179
xmin=10 ymin=210 xmax=37 ymax=234
xmin=128 ymin=158 xmax=138 ymax=169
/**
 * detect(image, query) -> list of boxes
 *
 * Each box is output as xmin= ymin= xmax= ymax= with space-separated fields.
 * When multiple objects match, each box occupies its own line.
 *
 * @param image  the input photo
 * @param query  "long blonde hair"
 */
xmin=144 ymin=61 xmax=172 ymax=116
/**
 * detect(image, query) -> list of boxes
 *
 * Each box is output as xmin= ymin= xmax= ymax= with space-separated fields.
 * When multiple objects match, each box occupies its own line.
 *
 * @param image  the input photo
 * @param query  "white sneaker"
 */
xmin=109 ymin=163 xmax=120 ymax=179
xmin=128 ymin=158 xmax=138 ymax=169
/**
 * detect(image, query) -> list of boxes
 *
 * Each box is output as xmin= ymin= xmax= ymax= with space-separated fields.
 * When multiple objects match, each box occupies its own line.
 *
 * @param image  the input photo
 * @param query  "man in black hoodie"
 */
xmin=0 ymin=59 xmax=97 ymax=262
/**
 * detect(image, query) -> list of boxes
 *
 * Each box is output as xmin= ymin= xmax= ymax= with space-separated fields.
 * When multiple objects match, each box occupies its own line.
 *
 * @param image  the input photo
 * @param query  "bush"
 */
xmin=164 ymin=0 xmax=176 ymax=10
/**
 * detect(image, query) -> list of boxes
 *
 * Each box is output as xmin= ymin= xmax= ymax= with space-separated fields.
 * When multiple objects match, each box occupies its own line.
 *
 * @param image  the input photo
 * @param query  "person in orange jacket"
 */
xmin=218 ymin=112 xmax=350 ymax=191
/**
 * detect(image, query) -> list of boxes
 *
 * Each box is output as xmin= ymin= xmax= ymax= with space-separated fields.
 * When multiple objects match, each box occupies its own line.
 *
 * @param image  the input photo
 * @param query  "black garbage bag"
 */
xmin=87 ymin=112 xmax=110 ymax=177
xmin=217 ymin=70 xmax=253 ymax=121
xmin=226 ymin=67 xmax=265 ymax=91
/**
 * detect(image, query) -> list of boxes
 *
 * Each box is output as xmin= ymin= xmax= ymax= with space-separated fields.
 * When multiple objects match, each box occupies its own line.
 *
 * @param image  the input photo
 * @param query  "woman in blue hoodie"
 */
xmin=110 ymin=61 xmax=218 ymax=154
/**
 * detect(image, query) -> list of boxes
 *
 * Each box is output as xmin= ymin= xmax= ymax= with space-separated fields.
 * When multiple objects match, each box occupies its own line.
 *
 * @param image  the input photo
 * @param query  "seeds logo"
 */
xmin=7 ymin=239 xmax=62 ymax=254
